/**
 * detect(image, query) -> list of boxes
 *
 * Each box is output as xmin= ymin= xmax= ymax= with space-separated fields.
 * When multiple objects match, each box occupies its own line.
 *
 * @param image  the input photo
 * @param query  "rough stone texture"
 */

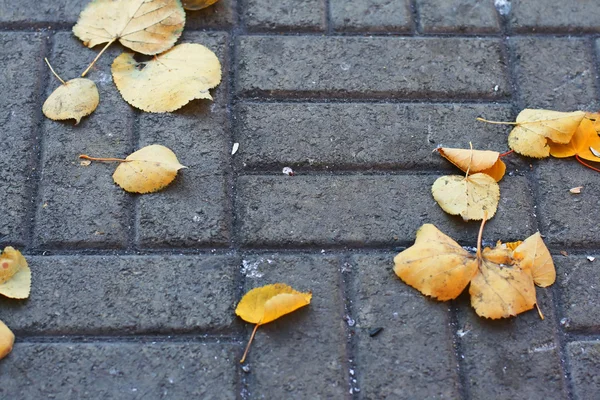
xmin=535 ymin=159 xmax=600 ymax=248
xmin=235 ymin=103 xmax=515 ymax=170
xmin=0 ymin=255 xmax=239 ymax=334
xmin=236 ymin=36 xmax=509 ymax=99
xmin=244 ymin=0 xmax=325 ymax=31
xmin=350 ymin=253 xmax=460 ymax=399
xmin=511 ymin=37 xmax=599 ymax=111
xmin=136 ymin=32 xmax=231 ymax=248
xmin=0 ymin=343 xmax=237 ymax=400
xmin=185 ymin=0 xmax=236 ymax=30
xmin=237 ymin=175 xmax=536 ymax=248
xmin=455 ymin=289 xmax=566 ymax=399
xmin=510 ymin=0 xmax=600 ymax=33
xmin=35 ymin=33 xmax=133 ymax=249
xmin=330 ymin=0 xmax=413 ymax=32
xmin=0 ymin=33 xmax=45 ymax=246
xmin=417 ymin=0 xmax=500 ymax=33
xmin=555 ymin=256 xmax=600 ymax=331
xmin=568 ymin=341 xmax=600 ymax=400
xmin=241 ymin=254 xmax=347 ymax=399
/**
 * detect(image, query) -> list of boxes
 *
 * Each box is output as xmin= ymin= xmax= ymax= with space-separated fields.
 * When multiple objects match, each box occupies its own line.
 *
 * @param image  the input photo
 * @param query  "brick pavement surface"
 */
xmin=0 ymin=0 xmax=599 ymax=399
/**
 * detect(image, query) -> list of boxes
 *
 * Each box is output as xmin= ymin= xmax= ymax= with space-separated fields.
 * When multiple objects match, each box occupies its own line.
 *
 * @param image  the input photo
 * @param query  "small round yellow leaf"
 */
xmin=0 ymin=320 xmax=15 ymax=360
xmin=112 ymin=145 xmax=187 ymax=194
xmin=182 ymin=0 xmax=220 ymax=10
xmin=431 ymin=173 xmax=500 ymax=221
xmin=235 ymin=283 xmax=312 ymax=325
xmin=42 ymin=78 xmax=99 ymax=124
xmin=438 ymin=147 xmax=506 ymax=182
xmin=112 ymin=43 xmax=222 ymax=113
xmin=0 ymin=247 xmax=31 ymax=299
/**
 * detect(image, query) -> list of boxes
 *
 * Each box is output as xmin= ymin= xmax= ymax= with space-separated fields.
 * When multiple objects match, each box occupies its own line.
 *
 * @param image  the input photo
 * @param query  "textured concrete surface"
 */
xmin=0 ymin=0 xmax=599 ymax=399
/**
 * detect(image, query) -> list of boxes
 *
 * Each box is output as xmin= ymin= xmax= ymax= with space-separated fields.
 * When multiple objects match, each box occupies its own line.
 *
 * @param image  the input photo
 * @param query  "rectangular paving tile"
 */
xmin=185 ymin=0 xmax=236 ymax=29
xmin=555 ymin=256 xmax=600 ymax=331
xmin=0 ymin=0 xmax=81 ymax=24
xmin=567 ymin=341 xmax=600 ymax=400
xmin=0 ymin=255 xmax=239 ymax=334
xmin=0 ymin=343 xmax=237 ymax=400
xmin=330 ymin=0 xmax=412 ymax=32
xmin=0 ymin=33 xmax=45 ymax=245
xmin=240 ymin=254 xmax=347 ymax=398
xmin=416 ymin=0 xmax=501 ymax=33
xmin=510 ymin=0 xmax=600 ymax=32
xmin=511 ymin=37 xmax=599 ymax=111
xmin=350 ymin=253 xmax=460 ymax=399
xmin=455 ymin=289 xmax=566 ymax=399
xmin=136 ymin=32 xmax=231 ymax=248
xmin=236 ymin=36 xmax=509 ymax=99
xmin=235 ymin=102 xmax=514 ymax=169
xmin=243 ymin=0 xmax=326 ymax=31
xmin=35 ymin=32 xmax=133 ymax=249
xmin=237 ymin=175 xmax=536 ymax=247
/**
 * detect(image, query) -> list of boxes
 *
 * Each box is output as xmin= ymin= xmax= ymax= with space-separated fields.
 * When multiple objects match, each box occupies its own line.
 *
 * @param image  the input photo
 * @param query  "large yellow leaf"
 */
xmin=393 ymin=224 xmax=478 ymax=301
xmin=586 ymin=112 xmax=600 ymax=133
xmin=513 ymin=232 xmax=555 ymax=287
xmin=42 ymin=78 xmax=99 ymax=124
xmin=548 ymin=118 xmax=600 ymax=162
xmin=235 ymin=283 xmax=312 ymax=325
xmin=0 ymin=247 xmax=31 ymax=299
xmin=112 ymin=145 xmax=187 ymax=194
xmin=73 ymin=0 xmax=185 ymax=55
xmin=182 ymin=0 xmax=220 ymax=10
xmin=438 ymin=147 xmax=506 ymax=182
xmin=112 ymin=43 xmax=222 ymax=112
xmin=0 ymin=320 xmax=14 ymax=360
xmin=431 ymin=173 xmax=500 ymax=221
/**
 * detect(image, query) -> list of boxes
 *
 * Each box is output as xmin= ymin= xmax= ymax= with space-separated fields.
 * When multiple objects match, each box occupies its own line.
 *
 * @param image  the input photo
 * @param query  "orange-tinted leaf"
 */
xmin=548 ymin=118 xmax=600 ymax=162
xmin=513 ymin=232 xmax=555 ymax=287
xmin=0 ymin=320 xmax=14 ymax=360
xmin=586 ymin=112 xmax=600 ymax=133
xmin=235 ymin=283 xmax=312 ymax=325
xmin=438 ymin=147 xmax=506 ymax=181
xmin=393 ymin=224 xmax=478 ymax=301
xmin=0 ymin=247 xmax=31 ymax=299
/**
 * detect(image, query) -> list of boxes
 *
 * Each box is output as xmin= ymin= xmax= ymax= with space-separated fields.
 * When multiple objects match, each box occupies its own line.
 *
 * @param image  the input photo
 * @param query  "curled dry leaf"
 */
xmin=569 ymin=186 xmax=583 ymax=194
xmin=73 ymin=0 xmax=185 ymax=55
xmin=0 ymin=320 xmax=14 ymax=360
xmin=112 ymin=43 xmax=222 ymax=112
xmin=0 ymin=247 xmax=31 ymax=299
xmin=431 ymin=173 xmax=500 ymax=221
xmin=438 ymin=147 xmax=506 ymax=181
xmin=513 ymin=232 xmax=556 ymax=287
xmin=548 ymin=118 xmax=600 ymax=162
xmin=235 ymin=283 xmax=312 ymax=363
xmin=182 ymin=0 xmax=220 ymax=10
xmin=42 ymin=78 xmax=99 ymax=124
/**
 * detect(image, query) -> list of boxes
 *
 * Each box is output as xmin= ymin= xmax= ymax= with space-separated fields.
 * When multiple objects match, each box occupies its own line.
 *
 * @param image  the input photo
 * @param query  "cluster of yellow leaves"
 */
xmin=393 ymin=219 xmax=555 ymax=319
xmin=43 ymin=0 xmax=222 ymax=123
xmin=0 ymin=247 xmax=31 ymax=360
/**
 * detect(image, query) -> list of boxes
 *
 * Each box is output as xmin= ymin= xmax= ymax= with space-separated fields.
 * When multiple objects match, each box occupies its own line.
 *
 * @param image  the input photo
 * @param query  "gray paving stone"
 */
xmin=511 ymin=37 xmax=599 ymax=111
xmin=555 ymin=256 xmax=600 ymax=331
xmin=350 ymin=253 xmax=460 ymax=399
xmin=330 ymin=0 xmax=412 ymax=32
xmin=35 ymin=32 xmax=134 ymax=249
xmin=456 ymin=289 xmax=566 ymax=399
xmin=0 ymin=255 xmax=239 ymax=334
xmin=237 ymin=175 xmax=536 ymax=248
xmin=240 ymin=254 xmax=347 ymax=398
xmin=244 ymin=0 xmax=325 ymax=31
xmin=236 ymin=36 xmax=509 ymax=99
xmin=417 ymin=0 xmax=500 ymax=33
xmin=235 ymin=102 xmax=515 ymax=170
xmin=136 ymin=32 xmax=230 ymax=248
xmin=0 ymin=343 xmax=237 ymax=400
xmin=568 ymin=341 xmax=600 ymax=400
xmin=185 ymin=0 xmax=236 ymax=29
xmin=0 ymin=33 xmax=45 ymax=245
xmin=510 ymin=0 xmax=600 ymax=33
xmin=0 ymin=0 xmax=82 ymax=25
xmin=535 ymin=159 xmax=600 ymax=248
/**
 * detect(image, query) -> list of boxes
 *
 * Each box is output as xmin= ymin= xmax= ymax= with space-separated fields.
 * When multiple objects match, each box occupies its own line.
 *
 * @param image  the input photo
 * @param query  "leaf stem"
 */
xmin=79 ymin=154 xmax=128 ymax=163
xmin=575 ymin=155 xmax=600 ymax=173
xmin=499 ymin=149 xmax=514 ymax=157
xmin=465 ymin=142 xmax=474 ymax=178
xmin=535 ymin=303 xmax=545 ymax=320
xmin=476 ymin=117 xmax=518 ymax=125
xmin=240 ymin=323 xmax=259 ymax=363
xmin=44 ymin=58 xmax=66 ymax=85
xmin=81 ymin=38 xmax=117 ymax=77
xmin=476 ymin=211 xmax=488 ymax=261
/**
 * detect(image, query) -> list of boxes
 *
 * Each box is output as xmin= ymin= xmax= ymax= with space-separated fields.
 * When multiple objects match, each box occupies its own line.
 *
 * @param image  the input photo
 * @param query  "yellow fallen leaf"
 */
xmin=513 ymin=232 xmax=556 ymax=287
xmin=0 ymin=320 xmax=14 ymax=360
xmin=0 ymin=247 xmax=31 ymax=299
xmin=73 ymin=0 xmax=185 ymax=56
xmin=548 ymin=118 xmax=600 ymax=162
xmin=43 ymin=78 xmax=99 ymax=124
xmin=235 ymin=283 xmax=312 ymax=363
xmin=182 ymin=0 xmax=220 ymax=10
xmin=586 ymin=112 xmax=600 ymax=133
xmin=431 ymin=173 xmax=500 ymax=221
xmin=79 ymin=144 xmax=187 ymax=194
xmin=438 ymin=147 xmax=506 ymax=182
xmin=112 ymin=43 xmax=222 ymax=112
xmin=393 ymin=224 xmax=478 ymax=301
